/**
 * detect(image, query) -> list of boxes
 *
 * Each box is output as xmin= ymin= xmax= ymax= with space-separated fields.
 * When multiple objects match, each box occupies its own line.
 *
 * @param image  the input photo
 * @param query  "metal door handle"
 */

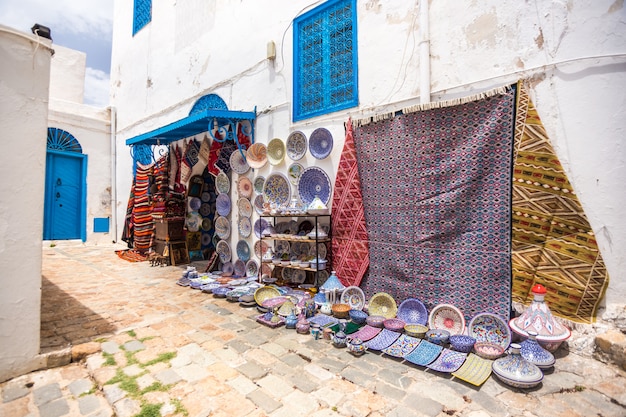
xmin=56 ymin=192 xmax=60 ymax=198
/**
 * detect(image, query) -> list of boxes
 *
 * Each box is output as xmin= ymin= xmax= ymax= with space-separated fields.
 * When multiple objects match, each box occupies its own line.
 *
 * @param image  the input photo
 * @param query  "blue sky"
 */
xmin=0 ymin=0 xmax=114 ymax=107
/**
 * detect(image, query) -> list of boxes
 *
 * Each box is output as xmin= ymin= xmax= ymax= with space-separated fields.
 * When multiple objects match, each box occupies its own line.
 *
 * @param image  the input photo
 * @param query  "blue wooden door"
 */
xmin=44 ymin=150 xmax=87 ymax=240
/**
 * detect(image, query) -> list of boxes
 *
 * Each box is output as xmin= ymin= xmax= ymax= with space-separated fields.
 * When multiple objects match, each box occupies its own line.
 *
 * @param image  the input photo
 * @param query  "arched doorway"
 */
xmin=43 ymin=128 xmax=87 ymax=241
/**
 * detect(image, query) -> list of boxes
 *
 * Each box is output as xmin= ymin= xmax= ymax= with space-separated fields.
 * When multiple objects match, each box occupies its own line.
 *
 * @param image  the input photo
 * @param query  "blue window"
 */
xmin=133 ymin=0 xmax=152 ymax=35
xmin=293 ymin=0 xmax=358 ymax=121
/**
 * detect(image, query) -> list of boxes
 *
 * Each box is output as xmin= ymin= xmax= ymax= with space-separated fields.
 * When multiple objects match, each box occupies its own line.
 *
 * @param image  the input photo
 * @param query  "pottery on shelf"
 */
xmin=492 ymin=343 xmax=544 ymax=389
xmin=520 ymin=330 xmax=556 ymax=369
xmin=509 ymin=284 xmax=571 ymax=352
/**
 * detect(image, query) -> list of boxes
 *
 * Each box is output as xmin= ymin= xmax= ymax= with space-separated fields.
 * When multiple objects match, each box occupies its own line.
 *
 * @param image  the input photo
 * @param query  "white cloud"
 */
xmin=84 ymin=67 xmax=110 ymax=108
xmin=0 ymin=0 xmax=113 ymax=37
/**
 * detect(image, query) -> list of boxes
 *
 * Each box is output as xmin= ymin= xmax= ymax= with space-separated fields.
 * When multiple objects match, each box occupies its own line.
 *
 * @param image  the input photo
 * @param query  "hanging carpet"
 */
xmin=331 ymin=118 xmax=369 ymax=287
xmin=511 ymin=82 xmax=608 ymax=324
xmin=353 ymin=87 xmax=516 ymax=321
xmin=131 ymin=162 xmax=155 ymax=254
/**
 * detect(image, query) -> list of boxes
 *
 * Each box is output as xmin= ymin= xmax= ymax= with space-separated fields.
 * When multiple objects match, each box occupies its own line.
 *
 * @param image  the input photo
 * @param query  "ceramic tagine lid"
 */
xmin=520 ymin=331 xmax=556 ymax=369
xmin=320 ymin=271 xmax=345 ymax=293
xmin=509 ymin=284 xmax=571 ymax=344
xmin=492 ymin=343 xmax=543 ymax=389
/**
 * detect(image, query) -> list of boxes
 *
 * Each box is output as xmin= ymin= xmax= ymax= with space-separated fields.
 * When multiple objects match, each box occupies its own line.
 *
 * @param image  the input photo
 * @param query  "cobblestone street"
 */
xmin=1 ymin=243 xmax=625 ymax=417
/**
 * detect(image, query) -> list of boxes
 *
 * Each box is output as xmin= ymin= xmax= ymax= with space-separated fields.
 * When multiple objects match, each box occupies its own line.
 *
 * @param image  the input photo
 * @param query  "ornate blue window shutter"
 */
xmin=293 ymin=0 xmax=358 ymax=121
xmin=133 ymin=0 xmax=152 ymax=35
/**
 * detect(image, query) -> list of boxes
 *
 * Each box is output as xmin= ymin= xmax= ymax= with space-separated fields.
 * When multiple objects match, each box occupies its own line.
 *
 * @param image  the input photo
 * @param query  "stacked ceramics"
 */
xmin=492 ymin=343 xmax=544 ymax=389
xmin=509 ymin=284 xmax=571 ymax=352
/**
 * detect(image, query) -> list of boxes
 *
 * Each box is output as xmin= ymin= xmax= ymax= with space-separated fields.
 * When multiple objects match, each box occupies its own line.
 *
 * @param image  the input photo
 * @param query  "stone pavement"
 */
xmin=2 ymin=242 xmax=626 ymax=417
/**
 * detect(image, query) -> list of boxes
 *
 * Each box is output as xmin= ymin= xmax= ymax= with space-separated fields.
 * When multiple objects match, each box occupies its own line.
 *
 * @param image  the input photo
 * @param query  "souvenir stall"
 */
xmin=121 ymin=94 xmax=257 ymax=267
xmin=174 ymin=81 xmax=609 ymax=390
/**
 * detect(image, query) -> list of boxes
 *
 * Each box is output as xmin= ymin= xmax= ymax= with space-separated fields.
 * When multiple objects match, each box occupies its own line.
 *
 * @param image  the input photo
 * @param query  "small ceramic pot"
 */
xmin=332 ymin=331 xmax=347 ymax=347
xmin=346 ymin=337 xmax=367 ymax=356
xmin=426 ymin=329 xmax=450 ymax=345
xmin=449 ymin=335 xmax=476 ymax=353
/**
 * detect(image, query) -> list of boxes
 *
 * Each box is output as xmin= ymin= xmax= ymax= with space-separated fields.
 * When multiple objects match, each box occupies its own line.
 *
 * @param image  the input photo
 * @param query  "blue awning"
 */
xmin=125 ymin=108 xmax=256 ymax=146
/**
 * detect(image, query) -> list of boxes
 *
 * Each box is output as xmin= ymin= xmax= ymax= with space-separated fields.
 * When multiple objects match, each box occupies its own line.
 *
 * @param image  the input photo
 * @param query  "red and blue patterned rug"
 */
xmin=353 ymin=88 xmax=516 ymax=321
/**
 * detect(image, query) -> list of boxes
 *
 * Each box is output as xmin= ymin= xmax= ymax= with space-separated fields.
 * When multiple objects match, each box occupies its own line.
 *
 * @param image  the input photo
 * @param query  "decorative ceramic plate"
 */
xmin=307 ymin=314 xmax=339 ymax=328
xmin=199 ymin=203 xmax=212 ymax=217
xmin=216 ymin=240 xmax=231 ymax=263
xmin=234 ymin=259 xmax=246 ymax=277
xmin=261 ymin=263 xmax=272 ymax=277
xmin=253 ymin=176 xmax=265 ymax=194
xmin=426 ymin=348 xmax=468 ymax=373
xmin=341 ymin=286 xmax=366 ymax=310
xmin=230 ymin=149 xmax=250 ymax=175
xmin=291 ymin=269 xmax=306 ymax=284
xmin=238 ymin=217 xmax=251 ymax=238
xmin=246 ymin=260 xmax=259 ymax=278
xmin=316 ymin=270 xmax=329 ymax=286
xmin=267 ymin=138 xmax=285 ymax=165
xmin=468 ymin=312 xmax=511 ymax=350
xmin=309 ymin=127 xmax=333 ymax=159
xmin=286 ymin=131 xmax=307 ymax=160
xmin=254 ymin=240 xmax=268 ymax=258
xmin=382 ymin=334 xmax=421 ymax=358
xmin=451 ymin=353 xmax=493 ymax=386
xmin=216 ymin=172 xmax=230 ymax=194
xmin=429 ymin=304 xmax=466 ymax=335
xmin=397 ymin=298 xmax=429 ymax=326
xmin=215 ymin=216 xmax=231 ymax=239
xmin=238 ymin=198 xmax=253 ymax=218
xmin=238 ymin=177 xmax=253 ymax=199
xmin=246 ymin=143 xmax=267 ymax=169
xmin=254 ymin=218 xmax=269 ymax=238
xmin=189 ymin=197 xmax=202 ymax=211
xmin=288 ymin=163 xmax=304 ymax=186
xmin=404 ymin=340 xmax=444 ymax=367
xmin=290 ymin=241 xmax=310 ymax=257
xmin=201 ymin=191 xmax=211 ymax=203
xmin=298 ymin=166 xmax=332 ymax=206
xmin=309 ymin=242 xmax=327 ymax=260
xmin=368 ymin=292 xmax=398 ymax=319
xmin=221 ymin=262 xmax=234 ymax=276
xmin=254 ymin=286 xmax=281 ymax=306
xmin=365 ymin=329 xmax=401 ymax=351
xmin=201 ymin=233 xmax=212 ymax=247
xmin=236 ymin=240 xmax=251 ymax=262
xmin=216 ymin=193 xmax=231 ymax=216
xmin=274 ymin=240 xmax=290 ymax=255
xmin=350 ymin=325 xmax=382 ymax=342
xmin=201 ymin=218 xmax=213 ymax=232
xmin=263 ymin=172 xmax=291 ymax=207
xmin=254 ymin=194 xmax=265 ymax=214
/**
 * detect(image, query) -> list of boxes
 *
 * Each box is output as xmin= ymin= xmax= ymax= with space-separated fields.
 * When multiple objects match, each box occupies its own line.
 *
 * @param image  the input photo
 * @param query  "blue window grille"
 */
xmin=133 ymin=0 xmax=152 ymax=35
xmin=47 ymin=128 xmax=82 ymax=153
xmin=293 ymin=0 xmax=358 ymax=121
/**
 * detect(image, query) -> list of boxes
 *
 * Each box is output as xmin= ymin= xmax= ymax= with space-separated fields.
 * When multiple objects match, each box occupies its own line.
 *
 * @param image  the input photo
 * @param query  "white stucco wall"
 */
xmin=111 ymin=1 xmax=625 ymax=311
xmin=49 ymin=45 xmax=86 ymax=104
xmin=0 ymin=24 xmax=53 ymax=382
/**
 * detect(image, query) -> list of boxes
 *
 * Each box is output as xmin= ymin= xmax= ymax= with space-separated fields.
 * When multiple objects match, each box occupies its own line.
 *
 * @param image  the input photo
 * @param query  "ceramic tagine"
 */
xmin=319 ymin=271 xmax=345 ymax=309
xmin=509 ymin=284 xmax=571 ymax=352
xmin=520 ymin=330 xmax=556 ymax=369
xmin=492 ymin=343 xmax=544 ymax=389
xmin=346 ymin=337 xmax=367 ymax=356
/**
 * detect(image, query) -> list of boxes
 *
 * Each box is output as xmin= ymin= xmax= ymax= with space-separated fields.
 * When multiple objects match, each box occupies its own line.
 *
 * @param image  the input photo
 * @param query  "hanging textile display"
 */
xmin=331 ymin=118 xmax=369 ymax=287
xmin=131 ymin=162 xmax=155 ymax=254
xmin=353 ymin=87 xmax=516 ymax=321
xmin=511 ymin=82 xmax=608 ymax=324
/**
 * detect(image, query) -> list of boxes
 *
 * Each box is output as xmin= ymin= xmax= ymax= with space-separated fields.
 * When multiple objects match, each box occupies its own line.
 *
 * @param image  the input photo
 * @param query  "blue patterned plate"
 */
xmin=215 ymin=216 xmax=230 ymax=239
xmin=404 ymin=340 xmax=443 ymax=366
xmin=307 ymin=314 xmax=339 ymax=327
xmin=245 ymin=260 xmax=259 ymax=277
xmin=254 ymin=218 xmax=269 ymax=238
xmin=236 ymin=240 xmax=251 ymax=262
xmin=382 ymin=334 xmax=421 ymax=358
xmin=238 ymin=217 xmax=251 ymax=238
xmin=263 ymin=172 xmax=291 ymax=207
xmin=216 ymin=193 xmax=231 ymax=216
xmin=468 ymin=312 xmax=511 ymax=350
xmin=229 ymin=149 xmax=250 ymax=175
xmin=309 ymin=127 xmax=333 ymax=159
xmin=426 ymin=348 xmax=467 ymax=373
xmin=286 ymin=131 xmax=307 ymax=161
xmin=365 ymin=328 xmax=401 ymax=351
xmin=397 ymin=298 xmax=428 ymax=325
xmin=298 ymin=166 xmax=332 ymax=206
xmin=254 ymin=194 xmax=265 ymax=214
xmin=233 ymin=259 xmax=246 ymax=276
xmin=216 ymin=240 xmax=231 ymax=263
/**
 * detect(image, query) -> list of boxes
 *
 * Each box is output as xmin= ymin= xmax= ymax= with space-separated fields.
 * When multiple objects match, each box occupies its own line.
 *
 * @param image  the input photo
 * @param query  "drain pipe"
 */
xmin=419 ymin=0 xmax=431 ymax=104
xmin=109 ymin=106 xmax=118 ymax=243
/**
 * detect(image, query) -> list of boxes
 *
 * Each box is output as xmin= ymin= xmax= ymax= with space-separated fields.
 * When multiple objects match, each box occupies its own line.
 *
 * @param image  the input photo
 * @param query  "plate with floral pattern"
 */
xmin=238 ymin=197 xmax=252 ymax=218
xmin=340 ymin=286 xmax=366 ymax=310
xmin=236 ymin=240 xmax=251 ymax=262
xmin=263 ymin=172 xmax=291 ymax=207
xmin=288 ymin=163 xmax=304 ymax=186
xmin=216 ymin=172 xmax=230 ymax=194
xmin=382 ymin=334 xmax=421 ymax=358
xmin=216 ymin=193 xmax=231 ymax=216
xmin=216 ymin=240 xmax=231 ymax=263
xmin=426 ymin=348 xmax=467 ymax=373
xmin=254 ymin=194 xmax=265 ymax=214
xmin=253 ymin=176 xmax=265 ymax=194
xmin=254 ymin=240 xmax=268 ymax=258
xmin=238 ymin=177 xmax=253 ymax=199
xmin=286 ymin=131 xmax=307 ymax=161
xmin=298 ymin=166 xmax=332 ymax=206
xmin=238 ymin=217 xmax=251 ymax=238
xmin=429 ymin=303 xmax=466 ymax=335
xmin=246 ymin=260 xmax=259 ymax=277
xmin=309 ymin=127 xmax=333 ymax=159
xmin=215 ymin=216 xmax=230 ymax=239
xmin=468 ymin=312 xmax=511 ymax=350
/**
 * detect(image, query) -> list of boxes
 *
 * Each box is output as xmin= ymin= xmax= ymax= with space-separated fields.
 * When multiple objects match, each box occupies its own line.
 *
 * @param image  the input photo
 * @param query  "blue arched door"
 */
xmin=43 ymin=128 xmax=87 ymax=241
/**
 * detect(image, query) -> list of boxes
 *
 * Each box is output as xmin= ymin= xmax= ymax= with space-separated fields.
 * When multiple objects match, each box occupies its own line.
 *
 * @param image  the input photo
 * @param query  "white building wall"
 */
xmin=49 ymin=45 xmax=86 ymax=104
xmin=111 ymin=1 xmax=625 ymax=312
xmin=0 ymin=25 xmax=53 ymax=382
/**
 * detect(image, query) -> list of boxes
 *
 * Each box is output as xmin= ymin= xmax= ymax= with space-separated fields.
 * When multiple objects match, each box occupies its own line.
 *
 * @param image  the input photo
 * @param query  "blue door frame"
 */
xmin=43 ymin=149 xmax=88 ymax=241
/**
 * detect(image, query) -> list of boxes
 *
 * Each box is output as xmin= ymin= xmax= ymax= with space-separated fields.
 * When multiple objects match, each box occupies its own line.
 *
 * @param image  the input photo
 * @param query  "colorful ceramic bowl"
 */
xmin=331 ymin=303 xmax=351 ymax=319
xmin=366 ymin=315 xmax=385 ymax=328
xmin=349 ymin=309 xmax=368 ymax=324
xmin=383 ymin=318 xmax=406 ymax=332
xmin=449 ymin=335 xmax=476 ymax=353
xmin=426 ymin=329 xmax=450 ymax=345
xmin=474 ymin=341 xmax=506 ymax=360
xmin=404 ymin=323 xmax=428 ymax=339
